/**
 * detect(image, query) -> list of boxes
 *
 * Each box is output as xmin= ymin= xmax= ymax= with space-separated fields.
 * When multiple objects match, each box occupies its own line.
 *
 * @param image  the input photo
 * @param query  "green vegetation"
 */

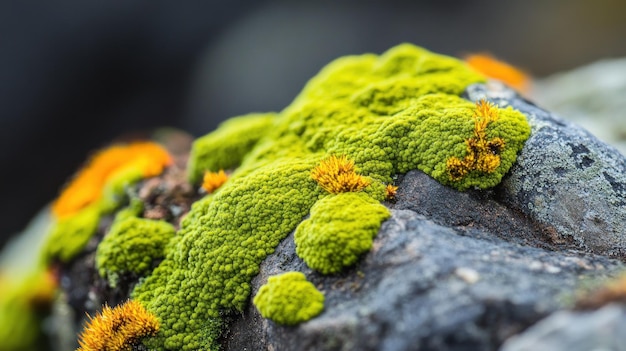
xmin=295 ymin=193 xmax=390 ymax=274
xmin=253 ymin=272 xmax=324 ymax=326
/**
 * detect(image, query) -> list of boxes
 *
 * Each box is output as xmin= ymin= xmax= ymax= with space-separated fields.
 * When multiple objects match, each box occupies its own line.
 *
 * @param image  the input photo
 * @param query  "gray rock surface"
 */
xmin=532 ymin=58 xmax=626 ymax=155
xmin=500 ymin=304 xmax=626 ymax=351
xmin=467 ymin=83 xmax=626 ymax=259
xmin=223 ymin=210 xmax=622 ymax=351
xmin=221 ymin=83 xmax=626 ymax=350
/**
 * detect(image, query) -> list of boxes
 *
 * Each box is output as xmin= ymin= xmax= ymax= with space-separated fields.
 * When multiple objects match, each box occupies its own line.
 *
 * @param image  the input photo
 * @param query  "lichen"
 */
xmin=464 ymin=53 xmax=531 ymax=94
xmin=253 ymin=272 xmax=324 ymax=326
xmin=295 ymin=192 xmax=390 ymax=274
xmin=41 ymin=141 xmax=172 ymax=263
xmin=52 ymin=141 xmax=171 ymax=219
xmin=127 ymin=44 xmax=529 ymax=350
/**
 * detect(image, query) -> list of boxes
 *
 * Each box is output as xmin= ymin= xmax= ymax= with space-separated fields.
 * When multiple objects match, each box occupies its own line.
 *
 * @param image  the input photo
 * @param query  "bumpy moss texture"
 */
xmin=96 ymin=207 xmax=175 ymax=287
xmin=42 ymin=142 xmax=171 ymax=264
xmin=132 ymin=44 xmax=530 ymax=350
xmin=253 ymin=272 xmax=324 ymax=326
xmin=295 ymin=192 xmax=390 ymax=274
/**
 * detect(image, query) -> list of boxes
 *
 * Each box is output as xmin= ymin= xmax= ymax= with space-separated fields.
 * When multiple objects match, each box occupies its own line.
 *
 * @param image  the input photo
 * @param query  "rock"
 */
xmin=223 ymin=210 xmax=623 ymax=351
xmin=500 ymin=304 xmax=626 ymax=351
xmin=221 ymin=82 xmax=626 ymax=350
xmin=532 ymin=58 xmax=626 ymax=155
xmin=466 ymin=83 xmax=626 ymax=259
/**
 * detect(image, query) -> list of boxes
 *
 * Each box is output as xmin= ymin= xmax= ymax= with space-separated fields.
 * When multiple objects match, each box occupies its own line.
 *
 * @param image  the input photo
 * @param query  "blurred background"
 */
xmin=1 ymin=0 xmax=626 ymax=249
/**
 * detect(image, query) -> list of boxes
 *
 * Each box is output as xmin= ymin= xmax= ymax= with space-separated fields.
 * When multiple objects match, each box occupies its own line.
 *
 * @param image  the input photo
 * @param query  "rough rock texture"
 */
xmin=500 ymin=304 xmax=626 ymax=351
xmin=224 ymin=210 xmax=622 ymax=351
xmin=532 ymin=58 xmax=626 ymax=155
xmin=467 ymin=83 xmax=626 ymax=259
xmin=221 ymin=83 xmax=626 ymax=350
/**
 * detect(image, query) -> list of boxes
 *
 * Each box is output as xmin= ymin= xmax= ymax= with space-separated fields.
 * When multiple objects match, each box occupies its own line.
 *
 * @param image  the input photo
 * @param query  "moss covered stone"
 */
xmin=295 ymin=192 xmax=390 ymax=274
xmin=187 ymin=113 xmax=276 ymax=184
xmin=42 ymin=204 xmax=100 ymax=263
xmin=253 ymin=272 xmax=324 ymax=326
xmin=131 ymin=44 xmax=530 ymax=350
xmin=96 ymin=212 xmax=175 ymax=287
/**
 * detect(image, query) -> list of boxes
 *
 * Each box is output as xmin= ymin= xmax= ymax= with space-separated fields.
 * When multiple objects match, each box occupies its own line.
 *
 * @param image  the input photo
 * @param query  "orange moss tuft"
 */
xmin=201 ymin=170 xmax=229 ymax=193
xmin=52 ymin=142 xmax=172 ymax=218
xmin=385 ymin=184 xmax=398 ymax=200
xmin=447 ymin=99 xmax=506 ymax=181
xmin=77 ymin=300 xmax=159 ymax=351
xmin=311 ymin=155 xmax=370 ymax=194
xmin=464 ymin=53 xmax=531 ymax=94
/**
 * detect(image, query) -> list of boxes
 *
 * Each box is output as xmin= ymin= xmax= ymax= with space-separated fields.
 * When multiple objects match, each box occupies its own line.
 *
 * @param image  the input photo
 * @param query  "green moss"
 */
xmin=253 ymin=272 xmax=324 ymax=326
xmin=187 ymin=113 xmax=276 ymax=184
xmin=41 ymin=164 xmax=150 ymax=264
xmin=96 ymin=210 xmax=175 ymax=287
xmin=99 ymin=165 xmax=144 ymax=213
xmin=295 ymin=193 xmax=390 ymax=274
xmin=131 ymin=44 xmax=529 ymax=350
xmin=0 ymin=271 xmax=54 ymax=351
xmin=41 ymin=204 xmax=100 ymax=263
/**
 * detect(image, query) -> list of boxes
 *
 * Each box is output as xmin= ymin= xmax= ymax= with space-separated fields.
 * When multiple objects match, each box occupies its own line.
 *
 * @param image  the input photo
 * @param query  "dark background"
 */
xmin=2 ymin=0 xmax=626 ymax=248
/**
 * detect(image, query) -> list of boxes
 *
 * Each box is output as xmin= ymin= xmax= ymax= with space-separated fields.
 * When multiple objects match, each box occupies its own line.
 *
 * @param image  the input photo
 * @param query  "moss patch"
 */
xmin=96 ymin=211 xmax=175 ymax=288
xmin=253 ymin=272 xmax=324 ymax=326
xmin=295 ymin=192 xmax=390 ymax=274
xmin=131 ymin=44 xmax=529 ymax=350
xmin=42 ymin=204 xmax=100 ymax=263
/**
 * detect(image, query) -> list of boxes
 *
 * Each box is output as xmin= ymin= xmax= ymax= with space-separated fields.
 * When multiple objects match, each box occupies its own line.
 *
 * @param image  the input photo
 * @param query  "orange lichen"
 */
xmin=52 ymin=142 xmax=172 ymax=219
xmin=77 ymin=300 xmax=159 ymax=351
xmin=576 ymin=273 xmax=626 ymax=310
xmin=385 ymin=184 xmax=398 ymax=200
xmin=201 ymin=170 xmax=229 ymax=193
xmin=311 ymin=155 xmax=370 ymax=194
xmin=464 ymin=53 xmax=531 ymax=94
xmin=447 ymin=99 xmax=506 ymax=181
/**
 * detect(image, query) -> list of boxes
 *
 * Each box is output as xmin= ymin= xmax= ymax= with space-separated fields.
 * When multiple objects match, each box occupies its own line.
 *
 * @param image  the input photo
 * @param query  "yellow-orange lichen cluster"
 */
xmin=464 ymin=53 xmax=531 ymax=94
xmin=52 ymin=142 xmax=172 ymax=219
xmin=311 ymin=155 xmax=371 ymax=194
xmin=385 ymin=184 xmax=398 ymax=200
xmin=77 ymin=300 xmax=159 ymax=351
xmin=447 ymin=99 xmax=505 ymax=181
xmin=201 ymin=170 xmax=229 ymax=193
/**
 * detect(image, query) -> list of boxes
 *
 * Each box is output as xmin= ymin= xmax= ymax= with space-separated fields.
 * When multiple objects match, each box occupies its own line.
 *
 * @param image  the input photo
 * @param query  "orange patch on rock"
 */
xmin=52 ymin=142 xmax=172 ymax=218
xmin=465 ymin=53 xmax=531 ymax=94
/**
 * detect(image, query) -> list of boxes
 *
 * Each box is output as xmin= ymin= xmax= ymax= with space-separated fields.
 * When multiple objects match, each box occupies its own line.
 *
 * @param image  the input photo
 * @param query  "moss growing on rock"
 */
xmin=96 ymin=211 xmax=175 ymax=288
xmin=295 ymin=192 xmax=390 ymax=274
xmin=253 ymin=272 xmax=324 ymax=326
xmin=42 ymin=204 xmax=100 ymax=263
xmin=187 ymin=113 xmax=276 ymax=184
xmin=130 ymin=44 xmax=530 ymax=350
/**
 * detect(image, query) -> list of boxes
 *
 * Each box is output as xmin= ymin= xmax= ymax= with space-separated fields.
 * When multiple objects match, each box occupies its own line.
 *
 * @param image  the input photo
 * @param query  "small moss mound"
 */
xmin=253 ymin=271 xmax=324 ymax=326
xmin=96 ymin=213 xmax=175 ymax=287
xmin=295 ymin=192 xmax=390 ymax=274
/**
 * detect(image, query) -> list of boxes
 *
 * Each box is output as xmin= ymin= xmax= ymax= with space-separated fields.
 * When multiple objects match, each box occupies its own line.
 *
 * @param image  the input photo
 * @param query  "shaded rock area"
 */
xmin=224 ymin=210 xmax=623 ymax=351
xmin=500 ymin=304 xmax=626 ymax=351
xmin=222 ymin=83 xmax=626 ymax=351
